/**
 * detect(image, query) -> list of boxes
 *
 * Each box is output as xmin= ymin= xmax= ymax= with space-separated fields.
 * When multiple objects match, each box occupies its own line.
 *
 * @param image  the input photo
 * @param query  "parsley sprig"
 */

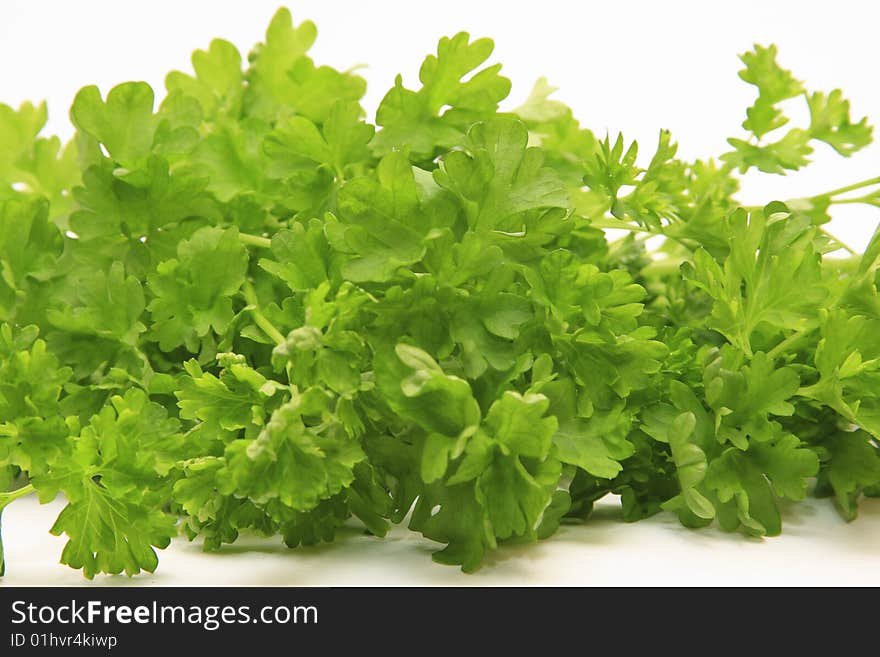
xmin=1 ymin=8 xmax=878 ymax=577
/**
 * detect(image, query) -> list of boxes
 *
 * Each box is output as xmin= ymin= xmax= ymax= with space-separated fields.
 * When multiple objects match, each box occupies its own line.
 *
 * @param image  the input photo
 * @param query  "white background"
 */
xmin=1 ymin=1 xmax=879 ymax=585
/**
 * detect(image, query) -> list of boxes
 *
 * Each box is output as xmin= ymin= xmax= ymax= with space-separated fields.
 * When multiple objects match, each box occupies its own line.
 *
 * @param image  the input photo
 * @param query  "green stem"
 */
xmin=589 ymin=218 xmax=653 ymax=234
xmin=767 ymin=327 xmax=816 ymax=361
xmin=0 ymin=483 xmax=36 ymax=577
xmin=242 ymin=282 xmax=285 ymax=346
xmin=830 ymin=195 xmax=876 ymax=206
xmin=0 ymin=483 xmax=35 ymax=508
xmin=820 ymin=228 xmax=858 ymax=255
xmin=796 ymin=382 xmax=824 ymax=400
xmin=809 ymin=175 xmax=880 ymax=202
xmin=238 ymin=232 xmax=273 ymax=249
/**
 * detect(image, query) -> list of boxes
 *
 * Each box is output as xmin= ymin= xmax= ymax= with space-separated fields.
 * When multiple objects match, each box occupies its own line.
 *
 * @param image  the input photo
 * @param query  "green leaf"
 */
xmin=807 ymin=89 xmax=872 ymax=156
xmin=46 ymin=261 xmax=145 ymax=345
xmin=176 ymin=356 xmax=278 ymax=439
xmin=738 ymin=44 xmax=803 ymax=138
xmin=374 ymin=32 xmax=510 ymax=158
xmin=749 ymin=434 xmax=819 ymax=501
xmin=166 ymin=39 xmax=243 ymax=119
xmin=376 ymin=342 xmax=481 ymax=439
xmin=705 ymin=448 xmax=782 ymax=536
xmin=434 ymin=116 xmax=569 ymax=232
xmin=245 ymin=8 xmax=365 ymax=122
xmin=805 ymin=310 xmax=880 ymax=439
xmin=724 ymin=45 xmax=871 ymax=172
xmin=409 ymin=480 xmax=493 ymax=572
xmin=553 ymin=407 xmax=634 ymax=479
xmin=724 ymin=130 xmax=813 ymax=174
xmin=0 ymin=197 xmax=62 ymax=322
xmin=0 ymin=324 xmax=72 ymax=476
xmin=265 ymin=100 xmax=374 ymax=177
xmin=682 ymin=205 xmax=826 ymax=354
xmin=485 ymin=392 xmax=557 ymax=459
xmin=817 ymin=431 xmax=880 ymax=520
xmin=332 ymin=152 xmax=434 ymax=282
xmin=476 ymin=451 xmax=558 ymax=540
xmin=259 ymin=220 xmax=329 ymax=291
xmin=49 ymin=484 xmax=175 ymax=579
xmin=71 ymin=83 xmax=157 ymax=167
xmin=37 ymin=388 xmax=182 ymax=579
xmin=147 ymin=227 xmax=248 ymax=352
xmin=0 ymin=101 xmax=48 ymax=182
xmin=704 ymin=351 xmax=801 ymax=448
xmin=221 ymin=394 xmax=365 ymax=511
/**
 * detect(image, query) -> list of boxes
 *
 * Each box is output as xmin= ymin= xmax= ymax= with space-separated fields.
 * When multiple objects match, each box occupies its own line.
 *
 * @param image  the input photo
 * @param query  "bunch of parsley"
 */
xmin=1 ymin=9 xmax=879 ymax=578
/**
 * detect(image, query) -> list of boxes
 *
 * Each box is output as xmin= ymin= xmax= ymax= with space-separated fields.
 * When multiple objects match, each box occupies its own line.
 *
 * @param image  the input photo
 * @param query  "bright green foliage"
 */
xmin=0 ymin=198 xmax=63 ymax=325
xmin=373 ymin=31 xmax=510 ymax=160
xmin=221 ymin=392 xmax=366 ymax=510
xmin=245 ymin=8 xmax=365 ymax=123
xmin=723 ymin=44 xmax=873 ymax=173
xmin=1 ymin=9 xmax=880 ymax=578
xmin=0 ymin=102 xmax=79 ymax=218
xmin=147 ymin=226 xmax=248 ymax=353
xmin=33 ymin=389 xmax=183 ymax=578
xmin=0 ymin=324 xmax=71 ymax=477
xmin=682 ymin=206 xmax=826 ymax=355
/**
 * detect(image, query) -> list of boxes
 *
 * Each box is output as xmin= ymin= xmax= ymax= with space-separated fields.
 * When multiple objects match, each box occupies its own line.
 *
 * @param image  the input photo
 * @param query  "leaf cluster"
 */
xmin=1 ymin=8 xmax=878 ymax=577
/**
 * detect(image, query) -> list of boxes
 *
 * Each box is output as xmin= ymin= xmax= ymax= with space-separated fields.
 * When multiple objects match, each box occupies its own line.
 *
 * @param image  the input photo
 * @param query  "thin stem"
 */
xmin=0 ymin=483 xmax=36 ymax=578
xmin=238 ymin=232 xmax=273 ymax=249
xmin=809 ymin=175 xmax=880 ymax=202
xmin=796 ymin=382 xmax=825 ymax=400
xmin=767 ymin=327 xmax=816 ymax=361
xmin=0 ymin=483 xmax=35 ymax=508
xmin=820 ymin=228 xmax=858 ymax=255
xmin=589 ymin=219 xmax=653 ymax=234
xmin=831 ymin=196 xmax=876 ymax=206
xmin=242 ymin=281 xmax=285 ymax=346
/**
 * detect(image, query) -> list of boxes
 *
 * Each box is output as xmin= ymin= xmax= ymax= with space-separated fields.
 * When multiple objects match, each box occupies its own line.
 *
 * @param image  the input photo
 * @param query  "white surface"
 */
xmin=2 ymin=2 xmax=880 ymax=586
xmin=2 ymin=495 xmax=879 ymax=586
